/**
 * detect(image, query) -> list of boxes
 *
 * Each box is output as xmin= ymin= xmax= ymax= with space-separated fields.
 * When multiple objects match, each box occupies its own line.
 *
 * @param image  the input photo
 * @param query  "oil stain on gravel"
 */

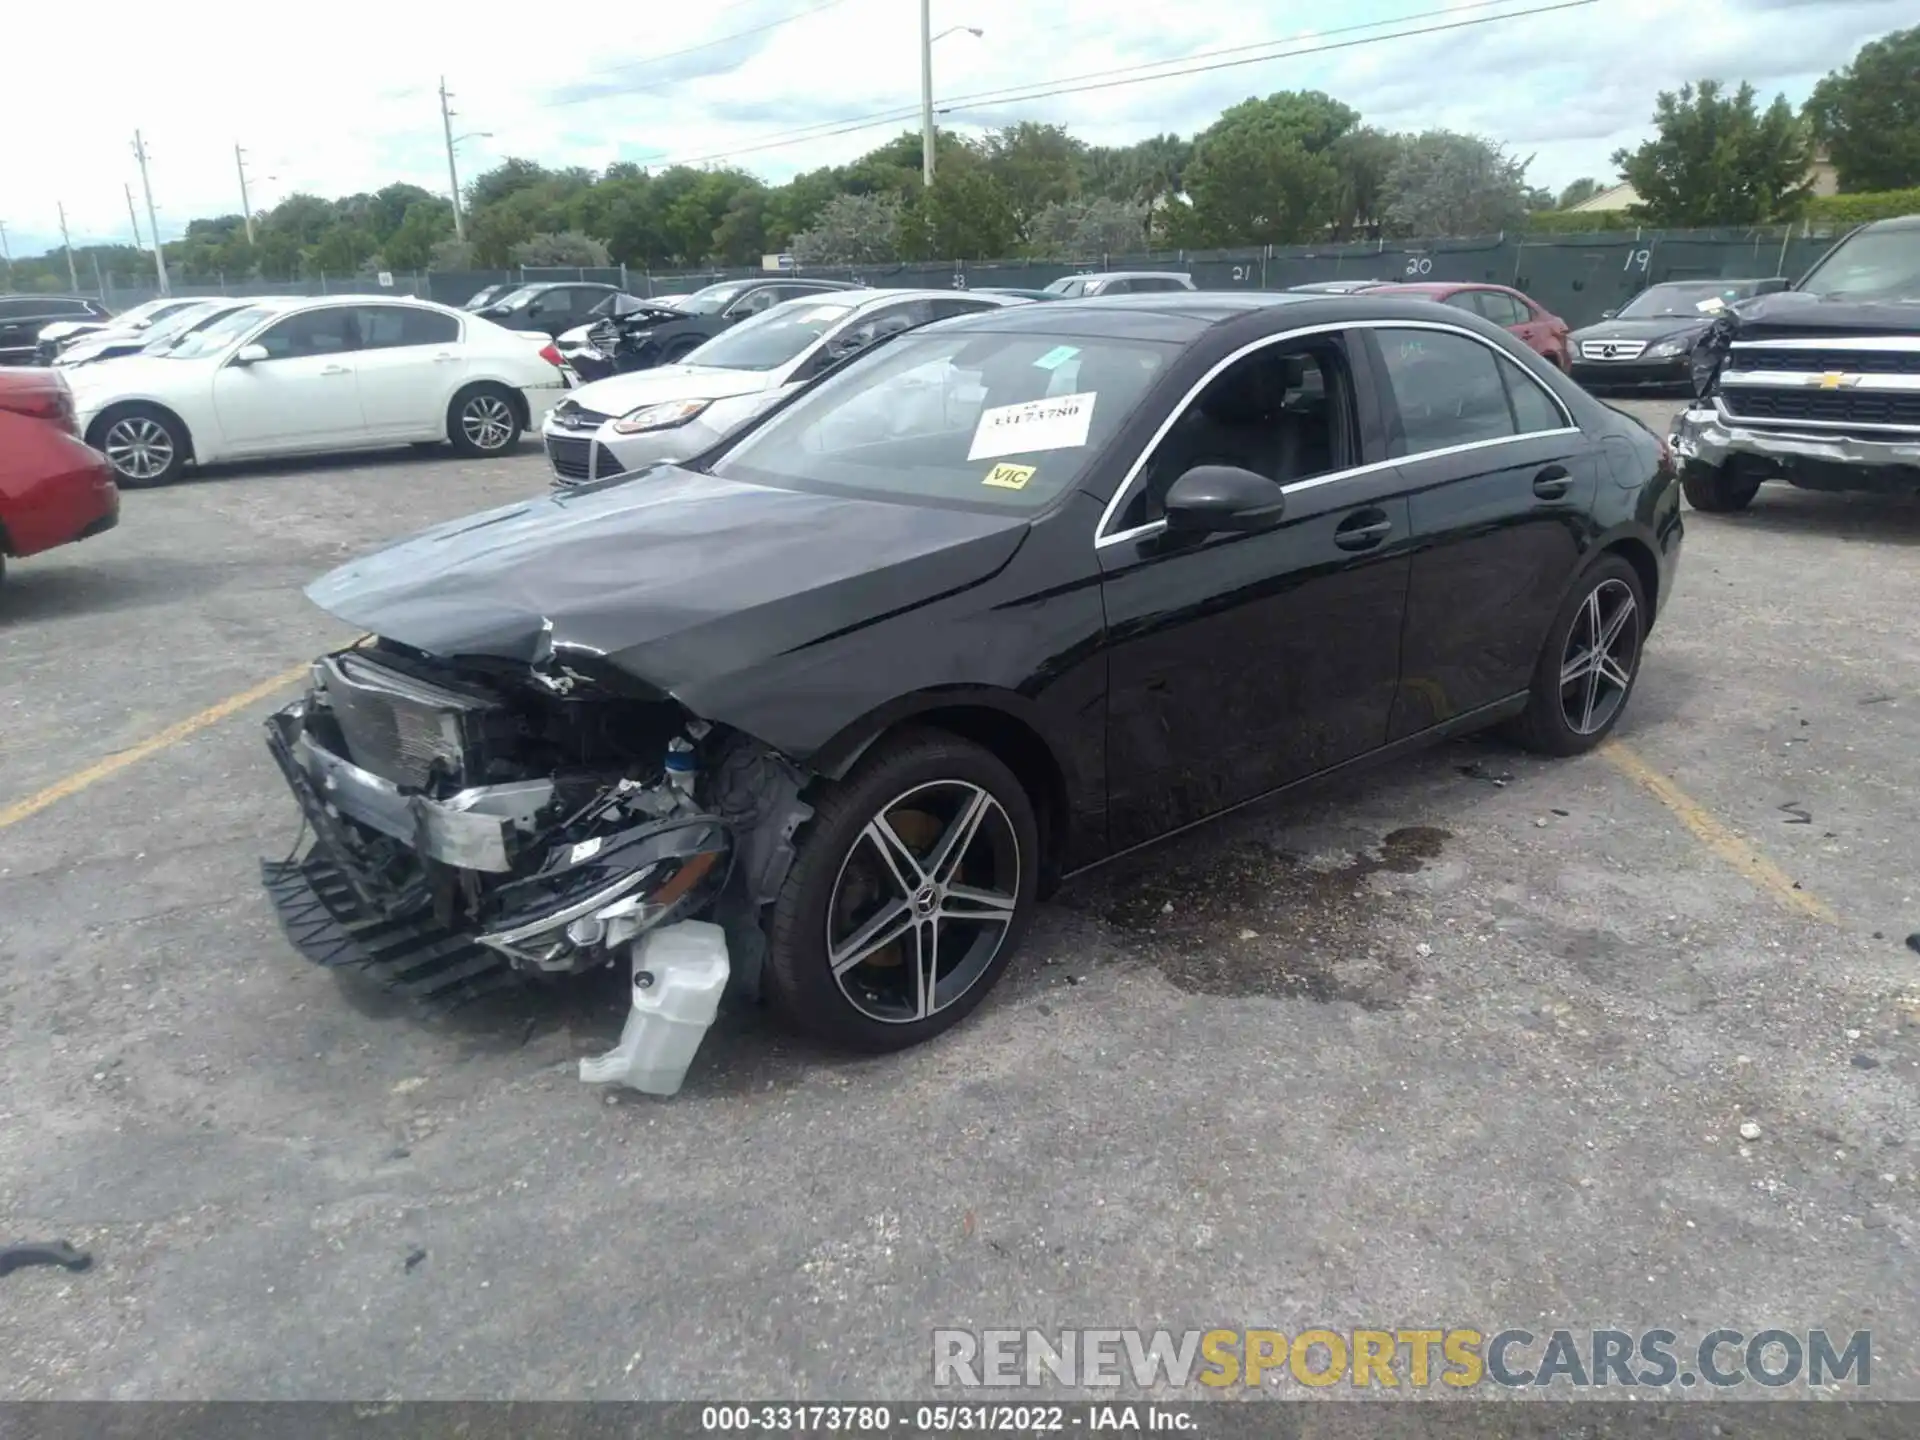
xmin=1063 ymin=827 xmax=1450 ymax=1007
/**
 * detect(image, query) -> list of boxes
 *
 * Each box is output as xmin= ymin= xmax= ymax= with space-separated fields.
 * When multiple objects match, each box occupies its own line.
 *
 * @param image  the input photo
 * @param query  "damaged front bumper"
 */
xmin=1671 ymin=405 xmax=1920 ymax=489
xmin=261 ymin=698 xmax=732 ymax=1005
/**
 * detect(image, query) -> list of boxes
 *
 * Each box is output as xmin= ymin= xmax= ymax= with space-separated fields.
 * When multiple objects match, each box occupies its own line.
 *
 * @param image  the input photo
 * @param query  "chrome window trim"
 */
xmin=1094 ymin=317 xmax=1577 ymax=549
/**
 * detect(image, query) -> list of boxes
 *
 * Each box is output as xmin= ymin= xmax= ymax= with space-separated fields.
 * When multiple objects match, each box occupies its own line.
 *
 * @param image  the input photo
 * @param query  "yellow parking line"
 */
xmin=0 ymin=664 xmax=310 ymax=832
xmin=1599 ymin=739 xmax=1838 ymax=924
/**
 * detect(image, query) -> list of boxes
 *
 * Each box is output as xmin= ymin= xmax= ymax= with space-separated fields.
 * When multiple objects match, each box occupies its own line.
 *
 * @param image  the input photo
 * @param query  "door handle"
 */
xmin=1533 ymin=464 xmax=1573 ymax=499
xmin=432 ymin=352 xmax=459 ymax=363
xmin=319 ymin=364 xmax=351 ymax=377
xmin=1334 ymin=510 xmax=1393 ymax=551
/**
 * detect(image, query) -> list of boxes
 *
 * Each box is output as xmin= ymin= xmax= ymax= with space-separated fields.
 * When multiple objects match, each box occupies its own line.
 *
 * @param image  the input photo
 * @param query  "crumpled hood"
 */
xmin=305 ymin=464 xmax=1030 ymax=695
xmin=567 ymin=365 xmax=770 ymax=417
xmin=1720 ymin=289 xmax=1920 ymax=341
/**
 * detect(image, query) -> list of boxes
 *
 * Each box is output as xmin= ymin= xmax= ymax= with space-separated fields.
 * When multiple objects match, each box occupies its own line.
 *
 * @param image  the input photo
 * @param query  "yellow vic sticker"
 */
xmin=983 ymin=463 xmax=1036 ymax=490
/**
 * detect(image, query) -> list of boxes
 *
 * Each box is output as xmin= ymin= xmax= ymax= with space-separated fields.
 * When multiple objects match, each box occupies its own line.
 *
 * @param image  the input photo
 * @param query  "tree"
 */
xmin=308 ymin=223 xmax=377 ymax=276
xmin=429 ymin=237 xmax=476 ymax=270
xmin=509 ymin=230 xmax=611 ymax=267
xmin=1182 ymin=92 xmax=1359 ymax=245
xmin=901 ymin=161 xmax=1020 ymax=260
xmin=789 ymin=193 xmax=902 ymax=265
xmin=466 ymin=158 xmax=557 ymax=211
xmin=1329 ymin=127 xmax=1402 ymax=237
xmin=1081 ymin=133 xmax=1192 ymax=213
xmin=1806 ymin=26 xmax=1920 ymax=192
xmin=1026 ymin=197 xmax=1150 ymax=257
xmin=1556 ymin=177 xmax=1604 ymax=209
xmin=381 ymin=200 xmax=455 ymax=270
xmin=366 ymin=183 xmax=438 ymax=245
xmin=1612 ymin=79 xmax=1812 ymax=225
xmin=1383 ymin=131 xmax=1531 ymax=236
xmin=981 ymin=122 xmax=1085 ymax=236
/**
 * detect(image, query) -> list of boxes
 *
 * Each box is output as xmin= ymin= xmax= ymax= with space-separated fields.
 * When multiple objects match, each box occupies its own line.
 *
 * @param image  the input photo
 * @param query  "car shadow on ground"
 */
xmin=1702 ymin=487 xmax=1920 ymax=546
xmin=0 ymin=553 xmax=224 ymax=627
xmin=160 ymin=438 xmax=540 ymax=487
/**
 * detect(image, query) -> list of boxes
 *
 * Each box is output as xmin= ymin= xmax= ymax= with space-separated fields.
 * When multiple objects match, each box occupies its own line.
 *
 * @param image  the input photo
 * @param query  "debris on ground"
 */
xmin=1779 ymin=802 xmax=1813 ymax=825
xmin=1852 ymin=1055 xmax=1881 ymax=1071
xmin=1738 ymin=1121 xmax=1762 ymax=1141
xmin=1457 ymin=762 xmax=1514 ymax=787
xmin=404 ymin=1247 xmax=427 ymax=1273
xmin=0 ymin=1242 xmax=91 ymax=1279
xmin=1906 ymin=934 xmax=1920 ymax=957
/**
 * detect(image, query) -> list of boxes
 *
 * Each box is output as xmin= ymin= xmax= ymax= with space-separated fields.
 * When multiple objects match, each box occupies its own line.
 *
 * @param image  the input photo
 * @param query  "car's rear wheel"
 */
xmin=1510 ymin=554 xmax=1646 ymax=757
xmin=1679 ymin=460 xmax=1760 ymax=513
xmin=447 ymin=384 xmax=522 ymax=456
xmin=90 ymin=404 xmax=187 ymax=487
xmin=765 ymin=729 xmax=1038 ymax=1053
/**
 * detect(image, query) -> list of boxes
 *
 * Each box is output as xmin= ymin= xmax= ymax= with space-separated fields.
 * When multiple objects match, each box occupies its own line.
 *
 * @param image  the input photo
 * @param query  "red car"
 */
xmin=1364 ymin=282 xmax=1573 ymax=369
xmin=0 ymin=369 xmax=119 ymax=588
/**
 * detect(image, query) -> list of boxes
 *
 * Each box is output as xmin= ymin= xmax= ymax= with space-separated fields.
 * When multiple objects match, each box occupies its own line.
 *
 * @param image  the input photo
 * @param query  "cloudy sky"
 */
xmin=3 ymin=0 xmax=1910 ymax=258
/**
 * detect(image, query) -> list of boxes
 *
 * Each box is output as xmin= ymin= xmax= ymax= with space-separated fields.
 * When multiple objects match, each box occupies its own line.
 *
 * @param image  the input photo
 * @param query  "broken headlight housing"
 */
xmin=478 ymin=816 xmax=730 ymax=971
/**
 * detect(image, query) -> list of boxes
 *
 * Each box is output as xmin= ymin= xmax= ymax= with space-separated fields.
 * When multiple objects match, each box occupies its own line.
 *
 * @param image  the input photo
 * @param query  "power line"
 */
xmin=552 ymin=0 xmax=856 ymax=99
xmin=652 ymin=0 xmax=1598 ymax=169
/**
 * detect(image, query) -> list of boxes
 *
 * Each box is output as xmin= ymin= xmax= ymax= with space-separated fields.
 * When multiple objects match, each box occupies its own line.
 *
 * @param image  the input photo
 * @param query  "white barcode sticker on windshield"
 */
xmin=967 ymin=390 xmax=1097 ymax=460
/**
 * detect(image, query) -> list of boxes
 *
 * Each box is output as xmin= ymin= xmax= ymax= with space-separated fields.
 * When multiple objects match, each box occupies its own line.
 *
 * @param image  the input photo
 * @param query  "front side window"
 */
xmin=1113 ymin=339 xmax=1352 ymax=533
xmin=710 ymin=329 xmax=1176 ymax=513
xmin=1374 ymin=328 xmax=1568 ymax=457
xmin=683 ymin=298 xmax=859 ymax=371
xmin=725 ymin=287 xmax=782 ymax=318
xmin=1485 ymin=292 xmax=1532 ymax=326
xmin=678 ymin=281 xmax=756 ymax=315
xmin=254 ymin=307 xmax=360 ymax=359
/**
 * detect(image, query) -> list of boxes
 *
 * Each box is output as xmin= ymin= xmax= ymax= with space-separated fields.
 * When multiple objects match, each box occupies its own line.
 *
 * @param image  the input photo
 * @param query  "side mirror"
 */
xmin=232 ymin=343 xmax=270 ymax=366
xmin=1755 ymin=277 xmax=1790 ymax=294
xmin=1162 ymin=465 xmax=1287 ymax=536
xmin=1601 ymin=309 xmax=1618 ymax=320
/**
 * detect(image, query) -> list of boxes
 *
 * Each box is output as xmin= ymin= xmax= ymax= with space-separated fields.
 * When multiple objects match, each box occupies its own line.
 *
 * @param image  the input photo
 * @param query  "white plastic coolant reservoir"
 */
xmin=578 ymin=920 xmax=731 ymax=1097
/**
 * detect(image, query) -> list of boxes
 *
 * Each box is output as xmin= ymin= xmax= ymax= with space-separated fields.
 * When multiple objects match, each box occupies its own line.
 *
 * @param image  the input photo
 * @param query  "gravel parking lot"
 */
xmin=3 ymin=397 xmax=1918 ymax=1400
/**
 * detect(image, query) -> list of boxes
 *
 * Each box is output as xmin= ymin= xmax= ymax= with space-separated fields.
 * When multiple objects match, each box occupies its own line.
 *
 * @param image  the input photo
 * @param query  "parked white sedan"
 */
xmin=540 ymin=288 xmax=1029 ymax=485
xmin=66 ymin=295 xmax=567 ymax=486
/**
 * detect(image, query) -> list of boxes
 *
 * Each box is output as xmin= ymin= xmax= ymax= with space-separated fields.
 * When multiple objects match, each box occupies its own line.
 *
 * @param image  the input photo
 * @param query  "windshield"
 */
xmin=681 ymin=299 xmax=858 ymax=371
xmin=675 ymin=281 xmax=757 ymax=315
xmin=138 ymin=304 xmax=224 ymax=350
xmin=163 ymin=305 xmax=272 ymax=359
xmin=1797 ymin=227 xmax=1920 ymax=300
xmin=590 ymin=293 xmax=649 ymax=319
xmin=462 ymin=285 xmax=508 ymax=311
xmin=1618 ymin=282 xmax=1763 ymax=318
xmin=710 ymin=329 xmax=1176 ymax=512
xmin=484 ymin=286 xmax=545 ymax=312
xmin=1044 ymin=278 xmax=1086 ymax=297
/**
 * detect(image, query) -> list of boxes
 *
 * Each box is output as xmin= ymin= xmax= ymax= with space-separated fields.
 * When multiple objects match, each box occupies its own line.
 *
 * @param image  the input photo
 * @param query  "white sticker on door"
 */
xmin=967 ymin=391 xmax=1097 ymax=460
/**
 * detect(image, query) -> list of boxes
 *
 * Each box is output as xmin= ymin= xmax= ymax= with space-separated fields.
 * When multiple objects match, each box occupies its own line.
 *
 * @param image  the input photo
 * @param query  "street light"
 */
xmin=920 ymin=13 xmax=985 ymax=186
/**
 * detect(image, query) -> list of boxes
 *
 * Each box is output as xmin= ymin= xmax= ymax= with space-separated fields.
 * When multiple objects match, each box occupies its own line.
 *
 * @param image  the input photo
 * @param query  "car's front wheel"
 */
xmin=1511 ymin=554 xmax=1646 ymax=756
xmin=766 ymin=729 xmax=1038 ymax=1052
xmin=90 ymin=404 xmax=188 ymax=487
xmin=1679 ymin=460 xmax=1760 ymax=513
xmin=447 ymin=383 xmax=522 ymax=456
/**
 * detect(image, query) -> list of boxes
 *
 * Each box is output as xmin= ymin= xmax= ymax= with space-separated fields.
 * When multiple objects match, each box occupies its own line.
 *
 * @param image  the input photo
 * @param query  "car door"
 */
xmin=212 ymin=306 xmax=367 ymax=453
xmin=352 ymin=304 xmax=463 ymax=437
xmin=1096 ymin=329 xmax=1415 ymax=850
xmin=1358 ymin=323 xmax=1598 ymax=740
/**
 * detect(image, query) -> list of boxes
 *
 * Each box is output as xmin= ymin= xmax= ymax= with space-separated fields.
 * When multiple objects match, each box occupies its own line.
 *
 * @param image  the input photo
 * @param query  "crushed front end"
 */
xmin=259 ymin=639 xmax=802 ymax=1012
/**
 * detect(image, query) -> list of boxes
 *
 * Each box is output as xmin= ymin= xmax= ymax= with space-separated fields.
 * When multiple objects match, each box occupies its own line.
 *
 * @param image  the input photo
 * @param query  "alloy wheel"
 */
xmin=103 ymin=416 xmax=175 ymax=482
xmin=1559 ymin=577 xmax=1639 ymax=735
xmin=461 ymin=394 xmax=516 ymax=450
xmin=826 ymin=780 xmax=1021 ymax=1025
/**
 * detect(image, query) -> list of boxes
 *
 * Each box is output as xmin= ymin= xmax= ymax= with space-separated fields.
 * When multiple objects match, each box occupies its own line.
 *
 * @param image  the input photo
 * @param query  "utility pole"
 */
xmin=235 ymin=144 xmax=256 ymax=245
xmin=132 ymin=129 xmax=170 ymax=295
xmin=919 ymin=0 xmax=936 ymax=186
xmin=0 ymin=221 xmax=12 ymax=291
xmin=125 ymin=183 xmax=144 ymax=249
xmin=440 ymin=76 xmax=466 ymax=241
xmin=56 ymin=202 xmax=79 ymax=291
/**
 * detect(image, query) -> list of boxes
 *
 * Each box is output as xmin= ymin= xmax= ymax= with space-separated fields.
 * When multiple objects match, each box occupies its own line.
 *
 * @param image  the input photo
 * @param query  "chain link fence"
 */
xmin=56 ymin=224 xmax=1849 ymax=331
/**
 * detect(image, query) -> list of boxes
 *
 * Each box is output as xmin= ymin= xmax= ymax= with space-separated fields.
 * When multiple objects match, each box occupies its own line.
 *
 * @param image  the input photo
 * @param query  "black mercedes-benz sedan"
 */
xmin=1569 ymin=278 xmax=1786 ymax=391
xmin=260 ymin=291 xmax=1682 ymax=1063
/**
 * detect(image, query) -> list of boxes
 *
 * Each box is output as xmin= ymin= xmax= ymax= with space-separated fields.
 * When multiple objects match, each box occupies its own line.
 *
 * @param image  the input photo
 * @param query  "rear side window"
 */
xmin=255 ymin=307 xmax=360 ymax=358
xmin=1481 ymin=292 xmax=1531 ymax=326
xmin=359 ymin=306 xmax=458 ymax=348
xmin=1374 ymin=329 xmax=1516 ymax=457
xmin=1502 ymin=363 xmax=1568 ymax=434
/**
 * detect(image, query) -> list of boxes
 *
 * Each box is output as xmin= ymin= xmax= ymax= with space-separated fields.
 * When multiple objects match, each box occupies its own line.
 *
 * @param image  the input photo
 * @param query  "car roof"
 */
xmin=928 ymin=290 xmax=1341 ymax=342
xmin=1068 ymin=270 xmax=1194 ymax=281
xmin=1862 ymin=214 xmax=1920 ymax=231
xmin=517 ymin=280 xmax=618 ymax=291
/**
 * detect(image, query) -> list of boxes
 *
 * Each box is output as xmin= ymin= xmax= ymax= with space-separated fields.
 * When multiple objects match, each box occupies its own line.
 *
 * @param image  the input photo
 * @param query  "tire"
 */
xmin=765 ymin=728 xmax=1040 ymax=1053
xmin=1509 ymin=554 xmax=1647 ymax=757
xmin=446 ymin=383 xmax=523 ymax=457
xmin=89 ymin=403 xmax=188 ymax=488
xmin=1680 ymin=460 xmax=1760 ymax=513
